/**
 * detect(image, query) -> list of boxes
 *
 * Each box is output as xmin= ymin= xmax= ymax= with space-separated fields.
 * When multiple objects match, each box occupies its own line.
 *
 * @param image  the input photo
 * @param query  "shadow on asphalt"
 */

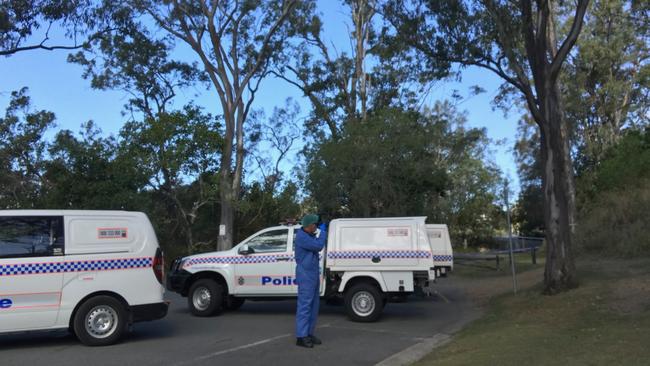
xmin=0 ymin=289 xmax=462 ymax=353
xmin=0 ymin=330 xmax=77 ymax=349
xmin=0 ymin=319 xmax=178 ymax=350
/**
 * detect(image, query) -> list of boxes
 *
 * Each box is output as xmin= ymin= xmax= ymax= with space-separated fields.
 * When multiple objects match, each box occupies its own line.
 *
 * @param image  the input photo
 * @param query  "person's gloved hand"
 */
xmin=318 ymin=222 xmax=327 ymax=232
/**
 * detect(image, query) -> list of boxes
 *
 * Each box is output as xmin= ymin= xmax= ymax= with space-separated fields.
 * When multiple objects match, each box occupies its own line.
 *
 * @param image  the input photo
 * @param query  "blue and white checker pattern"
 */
xmin=432 ymin=254 xmax=453 ymax=262
xmin=327 ymin=250 xmax=432 ymax=260
xmin=0 ymin=257 xmax=153 ymax=277
xmin=185 ymin=254 xmax=295 ymax=267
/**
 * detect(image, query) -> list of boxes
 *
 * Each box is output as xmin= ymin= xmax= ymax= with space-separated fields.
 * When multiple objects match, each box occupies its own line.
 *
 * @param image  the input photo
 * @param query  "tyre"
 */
xmin=73 ymin=295 xmax=127 ymax=346
xmin=188 ymin=279 xmax=224 ymax=316
xmin=344 ymin=282 xmax=384 ymax=322
xmin=225 ymin=296 xmax=245 ymax=311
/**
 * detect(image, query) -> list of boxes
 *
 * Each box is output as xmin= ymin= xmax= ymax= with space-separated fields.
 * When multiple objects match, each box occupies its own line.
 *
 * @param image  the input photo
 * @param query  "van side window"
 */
xmin=0 ymin=216 xmax=65 ymax=258
xmin=246 ymin=229 xmax=288 ymax=253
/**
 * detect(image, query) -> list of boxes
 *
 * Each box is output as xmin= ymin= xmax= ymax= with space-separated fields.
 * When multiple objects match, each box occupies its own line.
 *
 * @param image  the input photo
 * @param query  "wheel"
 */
xmin=73 ymin=295 xmax=127 ymax=346
xmin=344 ymin=283 xmax=384 ymax=322
xmin=188 ymin=279 xmax=224 ymax=316
xmin=225 ymin=296 xmax=245 ymax=311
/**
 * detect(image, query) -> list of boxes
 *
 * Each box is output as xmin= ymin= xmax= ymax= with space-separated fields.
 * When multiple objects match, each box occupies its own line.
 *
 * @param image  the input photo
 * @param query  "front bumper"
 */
xmin=131 ymin=301 xmax=169 ymax=322
xmin=167 ymin=258 xmax=192 ymax=295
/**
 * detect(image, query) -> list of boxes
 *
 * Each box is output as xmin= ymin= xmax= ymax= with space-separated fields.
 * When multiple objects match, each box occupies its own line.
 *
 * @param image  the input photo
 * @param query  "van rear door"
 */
xmin=425 ymin=224 xmax=453 ymax=269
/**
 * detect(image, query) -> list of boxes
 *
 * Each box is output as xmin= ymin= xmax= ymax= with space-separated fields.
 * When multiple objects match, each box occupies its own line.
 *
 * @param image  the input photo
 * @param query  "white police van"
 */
xmin=0 ymin=210 xmax=168 ymax=346
xmin=167 ymin=217 xmax=453 ymax=322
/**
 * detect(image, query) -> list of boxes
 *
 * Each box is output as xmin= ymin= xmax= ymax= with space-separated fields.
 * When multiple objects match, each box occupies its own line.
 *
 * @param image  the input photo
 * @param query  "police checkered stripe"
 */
xmin=327 ymin=250 xmax=431 ymax=259
xmin=0 ymin=257 xmax=153 ymax=277
xmin=186 ymin=254 xmax=295 ymax=267
xmin=432 ymin=255 xmax=453 ymax=262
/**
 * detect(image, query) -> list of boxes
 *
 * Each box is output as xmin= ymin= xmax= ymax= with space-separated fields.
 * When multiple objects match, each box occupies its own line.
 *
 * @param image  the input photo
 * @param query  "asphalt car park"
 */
xmin=0 ymin=281 xmax=478 ymax=366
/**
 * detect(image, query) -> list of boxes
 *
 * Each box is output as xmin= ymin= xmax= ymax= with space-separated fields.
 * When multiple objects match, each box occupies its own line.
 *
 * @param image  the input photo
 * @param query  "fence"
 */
xmin=454 ymin=236 xmax=544 ymax=270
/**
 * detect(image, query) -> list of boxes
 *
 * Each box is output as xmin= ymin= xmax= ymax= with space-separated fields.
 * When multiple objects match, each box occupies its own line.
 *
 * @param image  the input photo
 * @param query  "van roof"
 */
xmin=331 ymin=216 xmax=427 ymax=222
xmin=0 ymin=210 xmax=145 ymax=216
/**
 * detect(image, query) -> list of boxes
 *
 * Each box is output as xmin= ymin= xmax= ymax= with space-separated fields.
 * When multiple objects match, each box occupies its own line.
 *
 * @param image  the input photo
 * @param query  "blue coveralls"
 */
xmin=294 ymin=228 xmax=327 ymax=338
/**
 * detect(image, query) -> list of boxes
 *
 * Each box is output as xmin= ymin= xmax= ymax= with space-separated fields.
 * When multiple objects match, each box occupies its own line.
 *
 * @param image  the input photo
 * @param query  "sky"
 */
xmin=0 ymin=1 xmax=521 ymax=195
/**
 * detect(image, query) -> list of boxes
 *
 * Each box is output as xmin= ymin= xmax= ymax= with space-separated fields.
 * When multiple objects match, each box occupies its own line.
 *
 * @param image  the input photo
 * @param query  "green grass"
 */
xmin=416 ymin=258 xmax=650 ymax=366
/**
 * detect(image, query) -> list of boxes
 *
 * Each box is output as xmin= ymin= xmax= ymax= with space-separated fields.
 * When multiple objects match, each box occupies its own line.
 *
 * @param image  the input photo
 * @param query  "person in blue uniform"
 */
xmin=295 ymin=214 xmax=327 ymax=348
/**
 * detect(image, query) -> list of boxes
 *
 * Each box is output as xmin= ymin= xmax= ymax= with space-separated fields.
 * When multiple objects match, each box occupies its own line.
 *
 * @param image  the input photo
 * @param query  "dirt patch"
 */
xmin=607 ymin=275 xmax=650 ymax=314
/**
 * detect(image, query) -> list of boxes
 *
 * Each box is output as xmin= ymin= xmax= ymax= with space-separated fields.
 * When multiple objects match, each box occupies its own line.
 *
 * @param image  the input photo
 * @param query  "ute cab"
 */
xmin=167 ymin=217 xmax=453 ymax=322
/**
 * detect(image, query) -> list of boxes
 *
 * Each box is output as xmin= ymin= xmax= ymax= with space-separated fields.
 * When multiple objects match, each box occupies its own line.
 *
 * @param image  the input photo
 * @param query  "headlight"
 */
xmin=170 ymin=257 xmax=185 ymax=271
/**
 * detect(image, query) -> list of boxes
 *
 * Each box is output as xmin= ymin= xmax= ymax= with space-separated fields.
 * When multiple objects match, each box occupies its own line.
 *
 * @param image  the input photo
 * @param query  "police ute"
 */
xmin=0 ymin=210 xmax=168 ymax=346
xmin=167 ymin=217 xmax=453 ymax=322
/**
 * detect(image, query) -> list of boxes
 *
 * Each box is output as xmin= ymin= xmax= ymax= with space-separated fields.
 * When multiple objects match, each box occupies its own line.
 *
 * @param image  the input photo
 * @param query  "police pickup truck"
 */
xmin=167 ymin=217 xmax=453 ymax=322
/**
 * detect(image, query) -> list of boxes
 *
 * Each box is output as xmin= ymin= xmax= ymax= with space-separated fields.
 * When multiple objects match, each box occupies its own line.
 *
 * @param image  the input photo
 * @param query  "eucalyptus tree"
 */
xmin=69 ymin=8 xmax=220 ymax=253
xmin=133 ymin=0 xmax=316 ymax=250
xmin=276 ymin=0 xmax=424 ymax=139
xmin=385 ymin=0 xmax=590 ymax=293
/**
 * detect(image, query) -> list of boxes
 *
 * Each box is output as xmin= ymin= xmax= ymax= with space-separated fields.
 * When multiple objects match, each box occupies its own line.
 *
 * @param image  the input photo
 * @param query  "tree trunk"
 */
xmin=217 ymin=180 xmax=235 ymax=252
xmin=217 ymin=108 xmax=236 ymax=252
xmin=540 ymin=86 xmax=578 ymax=294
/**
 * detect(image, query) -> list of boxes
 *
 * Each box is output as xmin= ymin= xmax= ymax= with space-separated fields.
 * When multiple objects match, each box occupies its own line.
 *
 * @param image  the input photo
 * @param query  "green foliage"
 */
xmin=0 ymin=88 xmax=55 ymax=208
xmin=306 ymin=107 xmax=445 ymax=216
xmin=0 ymin=0 xmax=104 ymax=56
xmin=119 ymin=105 xmax=223 ymax=185
xmin=512 ymin=116 xmax=545 ymax=236
xmin=236 ymin=181 xmax=302 ymax=242
xmin=68 ymin=9 xmax=205 ymax=117
xmin=43 ymin=121 xmax=146 ymax=210
xmin=512 ymin=186 xmax=545 ymax=237
xmin=305 ymin=102 xmax=503 ymax=245
xmin=583 ymin=131 xmax=650 ymax=194
xmin=576 ymin=185 xmax=650 ymax=257
xmin=118 ymin=106 xmax=223 ymax=254
xmin=563 ymin=0 xmax=650 ymax=171
xmin=576 ymin=130 xmax=650 ymax=256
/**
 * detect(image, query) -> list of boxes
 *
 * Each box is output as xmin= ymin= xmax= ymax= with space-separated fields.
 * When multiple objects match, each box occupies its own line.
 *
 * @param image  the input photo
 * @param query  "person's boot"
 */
xmin=309 ymin=335 xmax=322 ymax=345
xmin=296 ymin=337 xmax=314 ymax=348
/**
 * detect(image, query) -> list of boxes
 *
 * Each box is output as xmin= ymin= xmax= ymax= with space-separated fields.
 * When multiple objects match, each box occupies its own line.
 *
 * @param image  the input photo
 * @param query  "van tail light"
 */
xmin=153 ymin=248 xmax=164 ymax=284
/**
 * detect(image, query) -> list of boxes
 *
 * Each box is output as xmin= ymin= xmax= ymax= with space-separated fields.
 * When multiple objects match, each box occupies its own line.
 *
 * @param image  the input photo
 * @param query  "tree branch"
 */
xmin=549 ymin=0 xmax=590 ymax=81
xmin=235 ymin=0 xmax=298 ymax=107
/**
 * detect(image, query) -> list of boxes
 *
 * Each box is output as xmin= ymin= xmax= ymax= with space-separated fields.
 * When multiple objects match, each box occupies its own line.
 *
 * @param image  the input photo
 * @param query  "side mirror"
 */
xmin=238 ymin=244 xmax=254 ymax=255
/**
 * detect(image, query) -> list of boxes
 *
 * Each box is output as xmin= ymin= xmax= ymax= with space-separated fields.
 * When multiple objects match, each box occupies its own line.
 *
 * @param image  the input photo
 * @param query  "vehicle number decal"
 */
xmin=98 ymin=227 xmax=128 ymax=239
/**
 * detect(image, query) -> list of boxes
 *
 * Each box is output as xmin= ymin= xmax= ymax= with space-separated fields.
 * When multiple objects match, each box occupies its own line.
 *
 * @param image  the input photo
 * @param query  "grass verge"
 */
xmin=417 ymin=257 xmax=650 ymax=366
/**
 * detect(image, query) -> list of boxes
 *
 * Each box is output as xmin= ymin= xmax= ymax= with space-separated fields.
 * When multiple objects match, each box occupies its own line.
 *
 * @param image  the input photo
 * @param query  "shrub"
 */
xmin=575 ymin=182 xmax=650 ymax=257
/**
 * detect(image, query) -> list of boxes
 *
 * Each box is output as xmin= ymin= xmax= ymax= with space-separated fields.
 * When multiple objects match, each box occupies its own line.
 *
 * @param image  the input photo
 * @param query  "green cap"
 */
xmin=301 ymin=214 xmax=319 ymax=228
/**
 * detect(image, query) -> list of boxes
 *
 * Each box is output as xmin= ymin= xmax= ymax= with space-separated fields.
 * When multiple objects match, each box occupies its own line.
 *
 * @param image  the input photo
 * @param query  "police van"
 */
xmin=0 ymin=210 xmax=168 ymax=346
xmin=167 ymin=217 xmax=453 ymax=322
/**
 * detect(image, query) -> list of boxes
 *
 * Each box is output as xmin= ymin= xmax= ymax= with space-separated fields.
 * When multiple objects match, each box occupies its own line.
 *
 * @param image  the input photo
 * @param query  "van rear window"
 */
xmin=0 ymin=216 xmax=64 ymax=258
